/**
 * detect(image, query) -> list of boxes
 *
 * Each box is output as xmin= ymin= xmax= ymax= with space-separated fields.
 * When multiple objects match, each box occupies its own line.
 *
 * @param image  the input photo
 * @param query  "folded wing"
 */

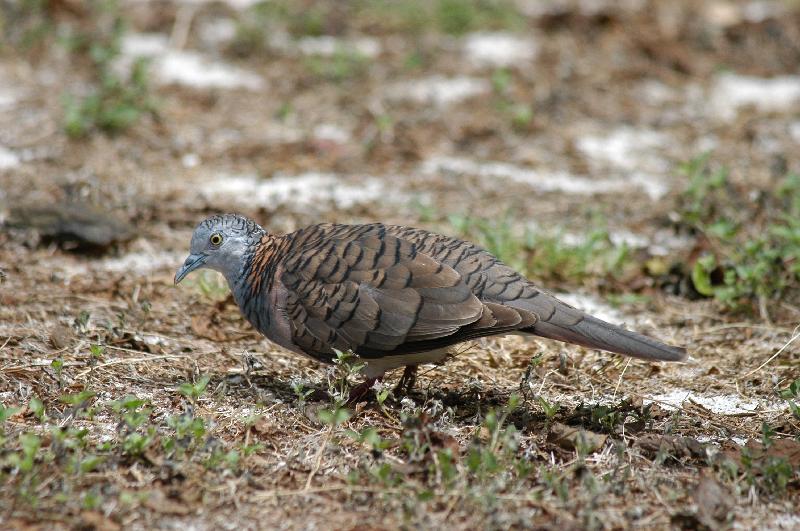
xmin=279 ymin=226 xmax=537 ymax=361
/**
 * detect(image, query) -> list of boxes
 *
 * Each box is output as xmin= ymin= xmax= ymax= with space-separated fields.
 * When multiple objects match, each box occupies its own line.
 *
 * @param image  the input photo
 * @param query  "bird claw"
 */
xmin=346 ymin=366 xmax=417 ymax=406
xmin=346 ymin=377 xmax=381 ymax=405
xmin=392 ymin=365 xmax=418 ymax=397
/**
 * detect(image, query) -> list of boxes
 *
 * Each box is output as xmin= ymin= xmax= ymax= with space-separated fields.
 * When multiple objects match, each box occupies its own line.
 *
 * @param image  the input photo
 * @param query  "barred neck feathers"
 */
xmin=233 ymin=232 xmax=287 ymax=332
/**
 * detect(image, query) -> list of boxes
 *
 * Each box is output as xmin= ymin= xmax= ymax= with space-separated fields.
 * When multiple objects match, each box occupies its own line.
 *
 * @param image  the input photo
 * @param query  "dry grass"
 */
xmin=1 ymin=276 xmax=797 ymax=528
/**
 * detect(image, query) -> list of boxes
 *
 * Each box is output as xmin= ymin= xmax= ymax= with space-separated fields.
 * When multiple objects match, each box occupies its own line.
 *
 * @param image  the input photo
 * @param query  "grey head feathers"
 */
xmin=174 ymin=214 xmax=266 ymax=286
xmin=200 ymin=213 xmax=264 ymax=237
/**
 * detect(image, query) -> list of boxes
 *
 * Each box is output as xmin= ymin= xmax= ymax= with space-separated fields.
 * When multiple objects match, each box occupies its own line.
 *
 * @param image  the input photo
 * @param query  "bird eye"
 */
xmin=209 ymin=233 xmax=223 ymax=246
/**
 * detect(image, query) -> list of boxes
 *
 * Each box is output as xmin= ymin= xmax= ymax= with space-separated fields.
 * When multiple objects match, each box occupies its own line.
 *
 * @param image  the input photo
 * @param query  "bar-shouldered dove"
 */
xmin=176 ymin=214 xmax=686 ymax=398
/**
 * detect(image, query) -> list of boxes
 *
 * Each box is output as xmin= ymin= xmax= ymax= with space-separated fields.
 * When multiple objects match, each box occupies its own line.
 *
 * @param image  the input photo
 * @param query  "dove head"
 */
xmin=175 ymin=214 xmax=265 ymax=285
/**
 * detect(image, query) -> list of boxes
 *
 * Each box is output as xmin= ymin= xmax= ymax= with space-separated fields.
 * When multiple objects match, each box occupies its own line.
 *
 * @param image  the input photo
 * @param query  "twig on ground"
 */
xmin=256 ymin=484 xmax=401 ymax=499
xmin=742 ymin=324 xmax=800 ymax=378
xmin=304 ymin=425 xmax=333 ymax=491
xmin=74 ymin=354 xmax=189 ymax=378
xmin=3 ymin=360 xmax=83 ymax=370
xmin=612 ymin=358 xmax=631 ymax=400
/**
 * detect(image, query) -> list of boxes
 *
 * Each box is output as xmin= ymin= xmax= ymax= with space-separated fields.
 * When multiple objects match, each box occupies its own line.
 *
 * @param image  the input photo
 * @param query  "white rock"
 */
xmin=646 ymin=389 xmax=784 ymax=415
xmin=576 ymin=127 xmax=670 ymax=172
xmin=99 ymin=251 xmax=184 ymax=275
xmin=127 ymin=0 xmax=262 ymax=9
xmin=788 ymin=122 xmax=800 ymax=144
xmin=158 ymin=50 xmax=265 ymax=90
xmin=0 ymin=146 xmax=20 ymax=170
xmin=120 ymin=33 xmax=265 ymax=91
xmin=422 ymin=156 xmax=634 ymax=196
xmin=204 ymin=173 xmax=388 ymax=209
xmin=313 ymin=124 xmax=351 ymax=144
xmin=182 ymin=153 xmax=201 ymax=168
xmin=387 ymin=76 xmax=491 ymax=106
xmin=710 ymin=73 xmax=800 ymax=121
xmin=121 ymin=33 xmax=170 ymax=56
xmin=638 ymin=80 xmax=677 ymax=105
xmin=198 ymin=18 xmax=238 ymax=45
xmin=575 ymin=127 xmax=672 ymax=200
xmin=743 ymin=1 xmax=786 ymax=23
xmin=296 ymin=36 xmax=381 ymax=58
xmin=463 ymin=32 xmax=538 ymax=67
xmin=0 ymin=88 xmax=18 ymax=109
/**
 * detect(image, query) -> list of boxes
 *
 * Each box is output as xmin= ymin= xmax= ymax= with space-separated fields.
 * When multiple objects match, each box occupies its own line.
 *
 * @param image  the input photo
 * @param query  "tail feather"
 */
xmin=522 ymin=297 xmax=687 ymax=362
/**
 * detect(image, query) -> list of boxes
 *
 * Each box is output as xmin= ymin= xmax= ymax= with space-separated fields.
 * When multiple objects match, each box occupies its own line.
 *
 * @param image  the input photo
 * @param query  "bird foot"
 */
xmin=346 ymin=376 xmax=382 ymax=405
xmin=392 ymin=365 xmax=418 ymax=397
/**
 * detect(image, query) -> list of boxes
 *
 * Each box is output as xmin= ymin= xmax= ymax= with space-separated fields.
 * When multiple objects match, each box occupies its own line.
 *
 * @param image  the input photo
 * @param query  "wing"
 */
xmin=386 ymin=226 xmax=686 ymax=362
xmin=278 ymin=226 xmax=537 ymax=361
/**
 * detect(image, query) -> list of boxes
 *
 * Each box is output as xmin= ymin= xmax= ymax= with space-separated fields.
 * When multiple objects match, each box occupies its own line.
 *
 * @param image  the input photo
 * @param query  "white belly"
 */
xmin=360 ymin=348 xmax=451 ymax=378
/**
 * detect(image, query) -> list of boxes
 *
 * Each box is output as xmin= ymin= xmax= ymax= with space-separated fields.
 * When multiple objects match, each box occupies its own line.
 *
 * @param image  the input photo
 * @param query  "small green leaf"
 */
xmin=537 ymin=397 xmax=560 ymax=419
xmin=788 ymin=401 xmax=800 ymax=420
xmin=417 ymin=489 xmax=434 ymax=501
xmin=178 ymin=375 xmax=211 ymax=400
xmin=18 ymin=432 xmax=41 ymax=472
xmin=692 ymin=256 xmax=717 ymax=296
xmin=318 ymin=407 xmax=351 ymax=426
xmin=224 ymin=450 xmax=240 ymax=468
xmin=80 ymin=455 xmax=104 ymax=474
xmin=60 ymin=390 xmax=96 ymax=406
xmin=29 ymin=397 xmax=45 ymax=421
xmin=111 ymin=394 xmax=148 ymax=412
xmin=0 ymin=404 xmax=21 ymax=423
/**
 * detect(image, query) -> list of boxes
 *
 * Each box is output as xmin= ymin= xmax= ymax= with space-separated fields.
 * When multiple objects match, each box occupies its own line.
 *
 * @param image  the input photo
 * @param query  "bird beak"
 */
xmin=174 ymin=253 xmax=207 ymax=285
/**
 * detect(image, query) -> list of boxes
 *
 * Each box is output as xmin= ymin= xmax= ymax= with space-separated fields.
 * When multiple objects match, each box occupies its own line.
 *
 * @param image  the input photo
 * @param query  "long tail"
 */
xmin=521 ymin=298 xmax=687 ymax=362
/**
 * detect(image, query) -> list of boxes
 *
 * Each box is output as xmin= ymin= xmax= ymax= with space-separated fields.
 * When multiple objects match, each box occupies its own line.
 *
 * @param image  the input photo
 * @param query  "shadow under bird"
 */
xmin=175 ymin=214 xmax=687 ymax=400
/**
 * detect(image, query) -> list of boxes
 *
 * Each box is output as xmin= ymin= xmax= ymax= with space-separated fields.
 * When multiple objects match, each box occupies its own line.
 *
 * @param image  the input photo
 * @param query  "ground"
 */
xmin=1 ymin=0 xmax=799 ymax=529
